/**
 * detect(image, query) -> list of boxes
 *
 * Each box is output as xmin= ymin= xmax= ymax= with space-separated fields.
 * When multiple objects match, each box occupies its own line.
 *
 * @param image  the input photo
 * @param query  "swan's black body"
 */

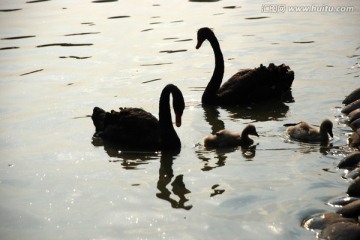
xmin=92 ymin=84 xmax=184 ymax=151
xmin=196 ymin=27 xmax=294 ymax=105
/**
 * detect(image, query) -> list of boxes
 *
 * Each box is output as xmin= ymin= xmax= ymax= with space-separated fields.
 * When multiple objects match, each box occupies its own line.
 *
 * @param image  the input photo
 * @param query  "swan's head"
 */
xmin=196 ymin=27 xmax=214 ymax=49
xmin=320 ymin=119 xmax=333 ymax=138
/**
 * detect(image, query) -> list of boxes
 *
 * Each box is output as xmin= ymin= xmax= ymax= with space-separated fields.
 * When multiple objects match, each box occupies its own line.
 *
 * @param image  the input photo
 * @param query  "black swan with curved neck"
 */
xmin=91 ymin=84 xmax=185 ymax=151
xmin=196 ymin=27 xmax=295 ymax=105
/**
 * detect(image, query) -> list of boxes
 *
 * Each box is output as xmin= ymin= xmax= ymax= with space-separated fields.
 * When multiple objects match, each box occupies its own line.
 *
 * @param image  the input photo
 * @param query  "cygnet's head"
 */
xmin=242 ymin=124 xmax=259 ymax=138
xmin=320 ymin=119 xmax=333 ymax=138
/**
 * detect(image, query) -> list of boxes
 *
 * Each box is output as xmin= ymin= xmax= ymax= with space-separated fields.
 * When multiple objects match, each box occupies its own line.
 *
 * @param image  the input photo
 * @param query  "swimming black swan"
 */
xmin=196 ymin=27 xmax=294 ymax=105
xmin=203 ymin=124 xmax=259 ymax=148
xmin=91 ymin=84 xmax=185 ymax=151
xmin=285 ymin=119 xmax=333 ymax=143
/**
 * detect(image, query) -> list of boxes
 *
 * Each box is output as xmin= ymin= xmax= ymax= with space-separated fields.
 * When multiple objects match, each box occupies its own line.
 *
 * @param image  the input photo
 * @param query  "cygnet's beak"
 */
xmin=254 ymin=131 xmax=259 ymax=137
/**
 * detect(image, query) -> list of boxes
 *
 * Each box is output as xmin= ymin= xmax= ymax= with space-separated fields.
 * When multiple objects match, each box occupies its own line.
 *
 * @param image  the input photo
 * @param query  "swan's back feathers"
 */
xmin=107 ymin=107 xmax=159 ymax=130
xmin=217 ymin=63 xmax=294 ymax=104
xmin=92 ymin=107 xmax=160 ymax=150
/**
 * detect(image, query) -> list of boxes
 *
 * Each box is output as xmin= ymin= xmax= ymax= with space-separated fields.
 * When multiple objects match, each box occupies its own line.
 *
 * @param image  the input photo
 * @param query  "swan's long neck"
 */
xmin=202 ymin=33 xmax=224 ymax=104
xmin=159 ymin=85 xmax=181 ymax=150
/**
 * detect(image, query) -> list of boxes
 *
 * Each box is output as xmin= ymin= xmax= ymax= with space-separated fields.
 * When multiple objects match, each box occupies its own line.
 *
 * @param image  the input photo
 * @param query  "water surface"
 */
xmin=0 ymin=0 xmax=359 ymax=239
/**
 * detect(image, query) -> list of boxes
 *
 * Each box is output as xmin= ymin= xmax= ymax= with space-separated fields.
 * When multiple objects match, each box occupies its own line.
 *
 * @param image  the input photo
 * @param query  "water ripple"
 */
xmin=293 ymin=41 xmax=315 ymax=44
xmin=37 ymin=43 xmax=93 ymax=47
xmin=20 ymin=69 xmax=44 ymax=76
xmin=159 ymin=49 xmax=187 ymax=54
xmin=189 ymin=0 xmax=220 ymax=2
xmin=81 ymin=22 xmax=95 ymax=26
xmin=142 ymin=78 xmax=161 ymax=84
xmin=59 ymin=56 xmax=92 ymax=59
xmin=140 ymin=62 xmax=172 ymax=66
xmin=223 ymin=6 xmax=240 ymax=9
xmin=175 ymin=38 xmax=192 ymax=42
xmin=1 ymin=35 xmax=35 ymax=40
xmin=64 ymin=32 xmax=100 ymax=36
xmin=26 ymin=0 xmax=51 ymax=3
xmin=141 ymin=28 xmax=153 ymax=32
xmin=348 ymin=54 xmax=360 ymax=58
xmin=245 ymin=16 xmax=270 ymax=20
xmin=0 ymin=9 xmax=22 ymax=12
xmin=92 ymin=0 xmax=118 ymax=3
xmin=163 ymin=38 xmax=192 ymax=42
xmin=108 ymin=15 xmax=130 ymax=19
xmin=0 ymin=46 xmax=19 ymax=50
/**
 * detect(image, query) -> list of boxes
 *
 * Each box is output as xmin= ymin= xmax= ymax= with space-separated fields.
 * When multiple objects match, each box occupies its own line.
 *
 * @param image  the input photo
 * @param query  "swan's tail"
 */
xmin=260 ymin=63 xmax=295 ymax=91
xmin=91 ymin=107 xmax=107 ymax=135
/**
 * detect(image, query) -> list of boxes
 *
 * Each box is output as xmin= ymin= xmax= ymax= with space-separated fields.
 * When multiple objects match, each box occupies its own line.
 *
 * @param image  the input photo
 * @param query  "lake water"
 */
xmin=0 ymin=0 xmax=359 ymax=239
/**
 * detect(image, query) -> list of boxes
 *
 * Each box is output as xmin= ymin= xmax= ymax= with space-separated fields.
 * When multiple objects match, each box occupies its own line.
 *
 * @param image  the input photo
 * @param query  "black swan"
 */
xmin=196 ymin=27 xmax=294 ymax=105
xmin=203 ymin=124 xmax=259 ymax=148
xmin=91 ymin=84 xmax=185 ymax=151
xmin=285 ymin=119 xmax=333 ymax=143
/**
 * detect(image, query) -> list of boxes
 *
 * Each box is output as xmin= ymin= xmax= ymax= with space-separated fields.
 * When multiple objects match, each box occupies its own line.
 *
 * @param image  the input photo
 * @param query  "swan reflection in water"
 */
xmin=92 ymin=137 xmax=159 ymax=169
xmin=200 ymin=87 xmax=292 ymax=126
xmin=219 ymin=92 xmax=293 ymax=122
xmin=156 ymin=151 xmax=192 ymax=210
xmin=92 ymin=139 xmax=192 ymax=210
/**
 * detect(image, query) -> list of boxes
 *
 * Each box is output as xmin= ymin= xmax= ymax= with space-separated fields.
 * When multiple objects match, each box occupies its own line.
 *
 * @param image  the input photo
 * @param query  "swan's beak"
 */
xmin=175 ymin=114 xmax=182 ymax=127
xmin=195 ymin=41 xmax=202 ymax=49
xmin=329 ymin=130 xmax=333 ymax=138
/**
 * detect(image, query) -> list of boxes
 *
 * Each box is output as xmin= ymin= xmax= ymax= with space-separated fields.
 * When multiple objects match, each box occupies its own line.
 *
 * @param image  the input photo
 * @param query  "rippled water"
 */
xmin=1 ymin=0 xmax=359 ymax=239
